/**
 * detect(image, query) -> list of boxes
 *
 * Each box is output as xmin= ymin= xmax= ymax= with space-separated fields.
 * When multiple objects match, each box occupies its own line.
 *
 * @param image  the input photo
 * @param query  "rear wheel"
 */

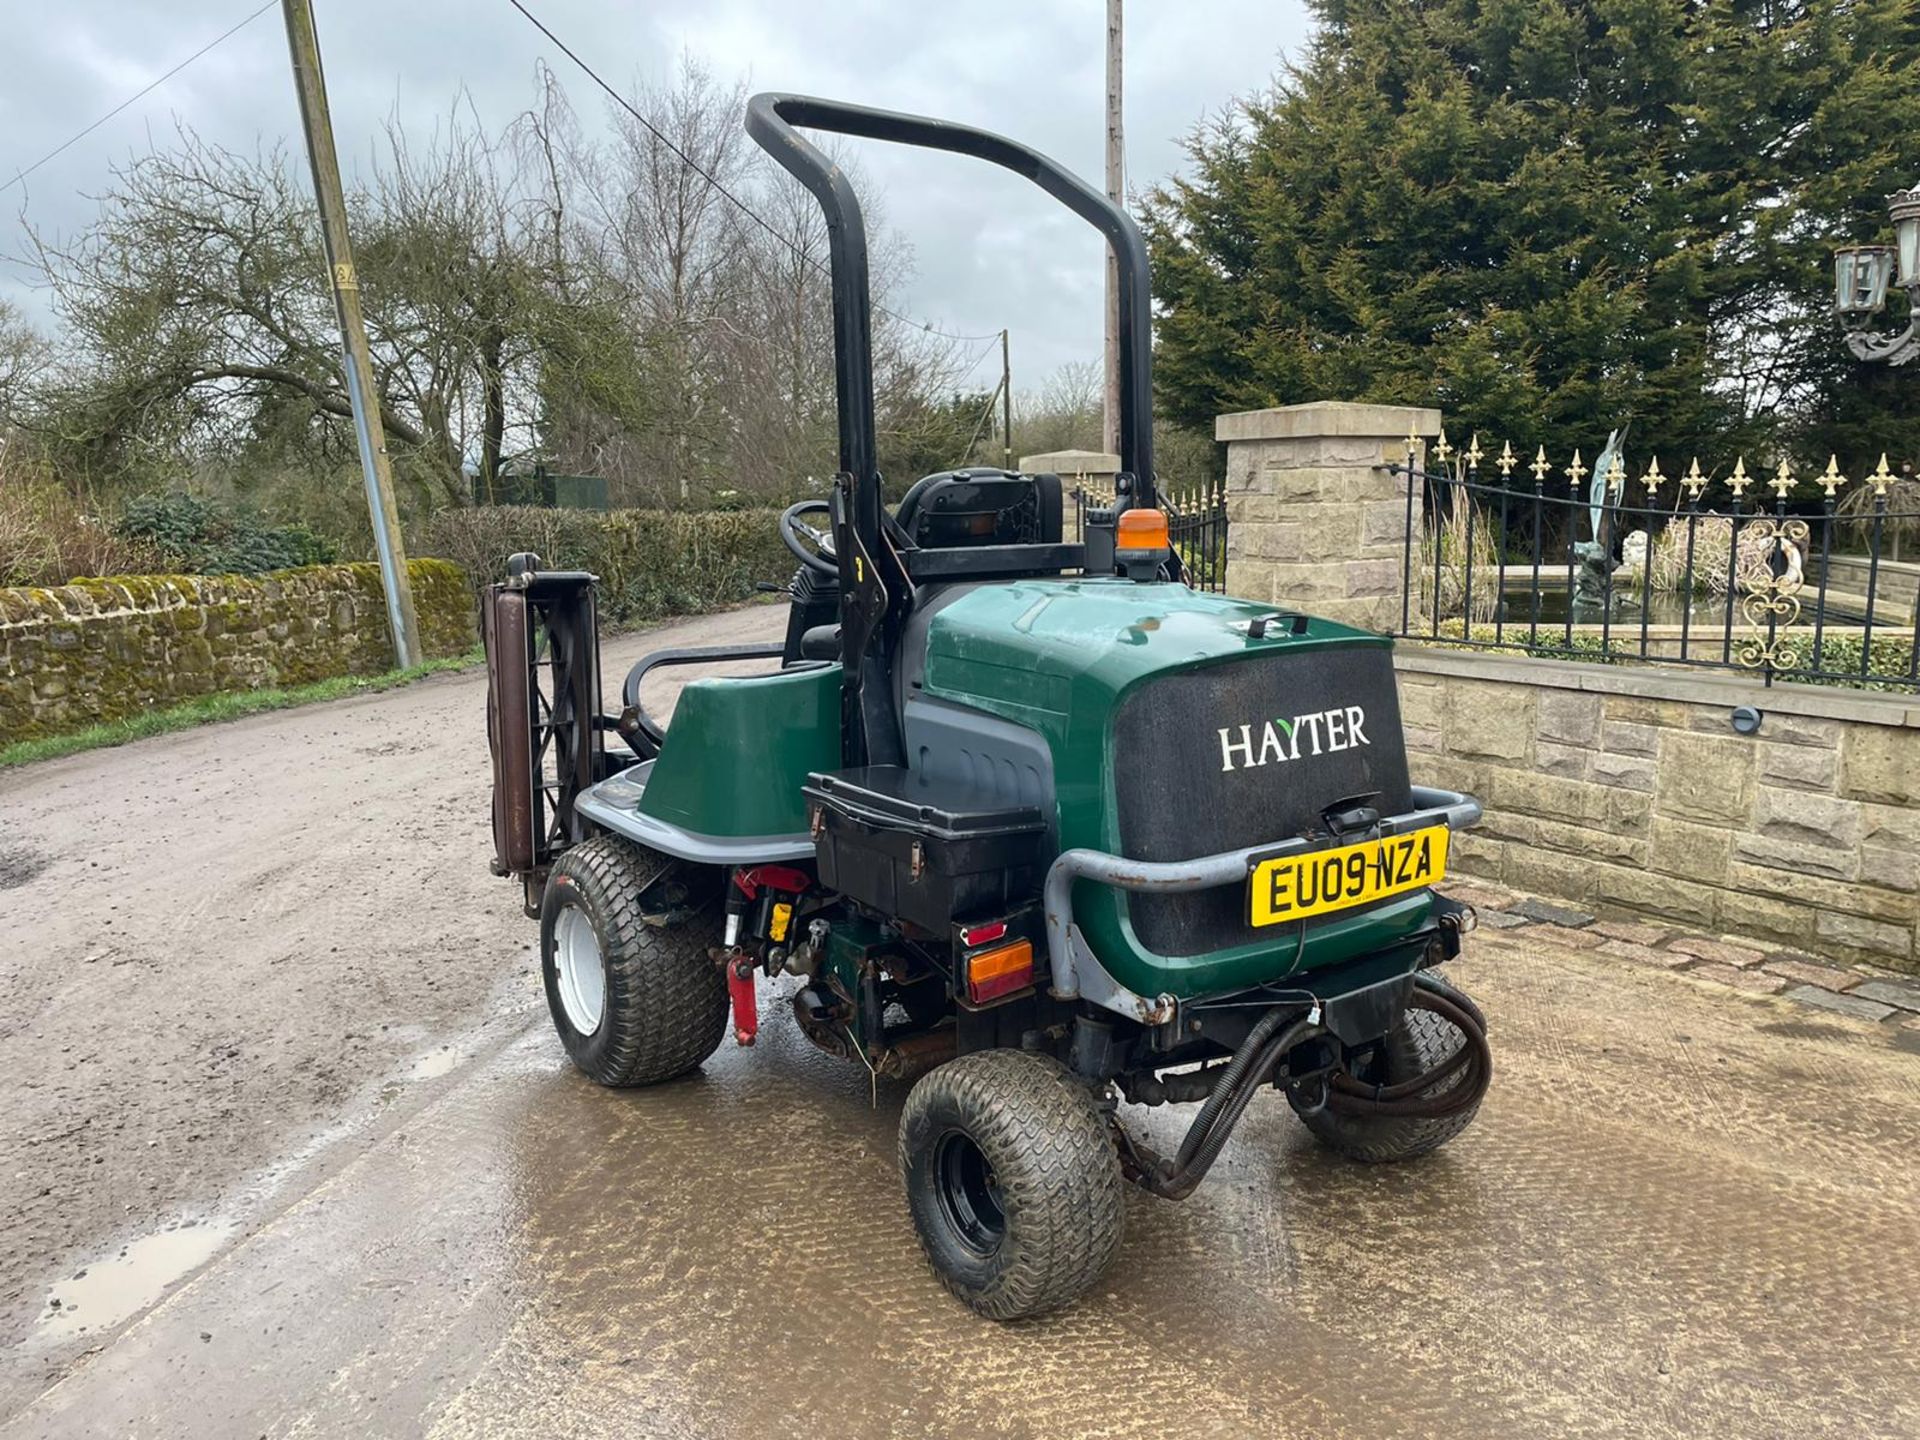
xmin=1290 ymin=980 xmax=1484 ymax=1163
xmin=899 ymin=1050 xmax=1124 ymax=1320
xmin=540 ymin=836 xmax=726 ymax=1087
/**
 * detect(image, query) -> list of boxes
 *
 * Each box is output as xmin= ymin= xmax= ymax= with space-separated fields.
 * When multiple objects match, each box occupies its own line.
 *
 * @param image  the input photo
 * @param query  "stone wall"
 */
xmin=1399 ymin=647 xmax=1920 ymax=972
xmin=0 ymin=560 xmax=474 ymax=743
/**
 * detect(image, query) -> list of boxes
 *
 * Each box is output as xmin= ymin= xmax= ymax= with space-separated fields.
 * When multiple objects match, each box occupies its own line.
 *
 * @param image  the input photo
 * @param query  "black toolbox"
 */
xmin=803 ymin=766 xmax=1047 ymax=932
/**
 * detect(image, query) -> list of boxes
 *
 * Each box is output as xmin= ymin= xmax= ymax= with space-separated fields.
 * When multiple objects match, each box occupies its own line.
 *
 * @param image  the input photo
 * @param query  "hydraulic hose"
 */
xmin=1125 ymin=978 xmax=1492 ymax=1200
xmin=1174 ymin=1005 xmax=1297 ymax=1169
xmin=1325 ymin=985 xmax=1491 ymax=1120
xmin=1137 ymin=1017 xmax=1316 ymax=1200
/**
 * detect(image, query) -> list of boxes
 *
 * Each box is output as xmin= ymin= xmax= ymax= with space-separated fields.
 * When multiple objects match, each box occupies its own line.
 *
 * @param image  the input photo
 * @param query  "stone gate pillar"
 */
xmin=1215 ymin=401 xmax=1438 ymax=630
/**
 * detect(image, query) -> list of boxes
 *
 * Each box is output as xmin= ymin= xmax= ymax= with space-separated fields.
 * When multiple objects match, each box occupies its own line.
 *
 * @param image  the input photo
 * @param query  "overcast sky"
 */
xmin=0 ymin=0 xmax=1310 ymax=390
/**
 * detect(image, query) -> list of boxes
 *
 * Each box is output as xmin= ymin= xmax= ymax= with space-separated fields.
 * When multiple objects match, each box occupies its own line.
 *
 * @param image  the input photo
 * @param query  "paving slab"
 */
xmin=1504 ymin=898 xmax=1596 ymax=928
xmin=1479 ymin=909 xmax=1533 ymax=929
xmin=1669 ymin=937 xmax=1768 ymax=969
xmin=1781 ymin=986 xmax=1897 ymax=1023
xmin=1851 ymin=979 xmax=1920 ymax=1014
xmin=1765 ymin=959 xmax=1862 ymax=992
xmin=1687 ymin=963 xmax=1787 ymax=995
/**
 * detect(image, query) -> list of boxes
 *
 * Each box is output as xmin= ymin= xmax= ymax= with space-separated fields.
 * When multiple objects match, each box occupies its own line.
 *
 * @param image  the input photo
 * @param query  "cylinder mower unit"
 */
xmin=483 ymin=92 xmax=1492 ymax=1323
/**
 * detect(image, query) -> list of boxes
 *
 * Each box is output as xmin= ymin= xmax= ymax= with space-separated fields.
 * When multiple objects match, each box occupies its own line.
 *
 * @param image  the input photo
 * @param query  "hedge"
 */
xmin=422 ymin=507 xmax=793 ymax=628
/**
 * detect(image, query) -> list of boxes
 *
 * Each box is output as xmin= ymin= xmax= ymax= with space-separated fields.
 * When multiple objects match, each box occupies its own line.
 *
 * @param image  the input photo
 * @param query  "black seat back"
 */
xmin=893 ymin=468 xmax=1062 ymax=549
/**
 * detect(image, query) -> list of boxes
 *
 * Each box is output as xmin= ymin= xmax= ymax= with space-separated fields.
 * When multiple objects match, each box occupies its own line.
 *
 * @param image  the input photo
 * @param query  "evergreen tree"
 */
xmin=1145 ymin=0 xmax=1920 ymax=473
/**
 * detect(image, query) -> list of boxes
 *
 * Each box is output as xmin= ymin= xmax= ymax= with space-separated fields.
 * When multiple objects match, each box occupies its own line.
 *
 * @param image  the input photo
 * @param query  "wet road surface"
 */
xmin=6 ymin=919 xmax=1918 ymax=1439
xmin=0 ymin=606 xmax=781 ymax=1418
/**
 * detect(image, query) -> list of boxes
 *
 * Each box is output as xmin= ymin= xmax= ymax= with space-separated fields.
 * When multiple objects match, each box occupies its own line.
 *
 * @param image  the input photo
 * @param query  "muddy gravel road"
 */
xmin=0 ymin=605 xmax=781 ymax=1419
xmin=3 ymin=602 xmax=1919 ymax=1438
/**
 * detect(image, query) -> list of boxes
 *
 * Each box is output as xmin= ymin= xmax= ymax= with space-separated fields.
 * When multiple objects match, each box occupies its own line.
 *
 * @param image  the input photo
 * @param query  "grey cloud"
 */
xmin=1 ymin=0 xmax=1307 ymax=385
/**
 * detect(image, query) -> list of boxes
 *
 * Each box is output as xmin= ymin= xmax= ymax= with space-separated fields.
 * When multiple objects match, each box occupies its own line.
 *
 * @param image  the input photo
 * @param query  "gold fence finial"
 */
xmin=1729 ymin=456 xmax=1751 ymax=498
xmin=1567 ymin=449 xmax=1588 ymax=487
xmin=1465 ymin=433 xmax=1484 ymax=467
xmin=1530 ymin=445 xmax=1551 ymax=483
xmin=1606 ymin=450 xmax=1627 ymax=498
xmin=1434 ymin=428 xmax=1454 ymax=465
xmin=1683 ymin=458 xmax=1707 ymax=498
xmin=1869 ymin=453 xmax=1895 ymax=496
xmin=1643 ymin=456 xmax=1665 ymax=495
xmin=1769 ymin=458 xmax=1795 ymax=501
xmin=1820 ymin=456 xmax=1848 ymax=498
xmin=1498 ymin=440 xmax=1517 ymax=476
xmin=1405 ymin=422 xmax=1421 ymax=452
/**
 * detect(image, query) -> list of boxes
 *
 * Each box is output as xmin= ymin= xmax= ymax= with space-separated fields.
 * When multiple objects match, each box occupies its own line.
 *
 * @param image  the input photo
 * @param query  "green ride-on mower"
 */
xmin=483 ymin=94 xmax=1490 ymax=1321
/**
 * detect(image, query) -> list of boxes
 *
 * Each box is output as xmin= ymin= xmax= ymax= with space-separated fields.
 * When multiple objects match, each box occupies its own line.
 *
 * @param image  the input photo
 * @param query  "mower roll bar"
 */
xmin=744 ymin=91 xmax=1158 ymax=532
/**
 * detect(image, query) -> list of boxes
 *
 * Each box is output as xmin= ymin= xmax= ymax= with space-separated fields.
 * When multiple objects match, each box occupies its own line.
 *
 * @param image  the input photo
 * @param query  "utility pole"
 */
xmin=281 ymin=0 xmax=421 ymax=668
xmin=1102 ymin=0 xmax=1124 ymax=461
xmin=1000 ymin=328 xmax=1013 ymax=471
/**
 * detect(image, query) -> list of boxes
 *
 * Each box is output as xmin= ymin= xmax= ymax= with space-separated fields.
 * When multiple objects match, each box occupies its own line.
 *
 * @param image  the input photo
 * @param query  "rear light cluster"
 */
xmin=960 ymin=918 xmax=1035 ymax=1004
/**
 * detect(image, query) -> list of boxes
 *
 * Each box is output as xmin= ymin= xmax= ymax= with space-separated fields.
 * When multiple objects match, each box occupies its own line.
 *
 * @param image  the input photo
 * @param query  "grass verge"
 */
xmin=0 ymin=645 xmax=485 ymax=769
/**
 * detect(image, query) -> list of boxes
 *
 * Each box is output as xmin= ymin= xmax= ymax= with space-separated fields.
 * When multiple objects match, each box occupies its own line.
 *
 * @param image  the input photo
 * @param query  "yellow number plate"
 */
xmin=1248 ymin=827 xmax=1449 ymax=927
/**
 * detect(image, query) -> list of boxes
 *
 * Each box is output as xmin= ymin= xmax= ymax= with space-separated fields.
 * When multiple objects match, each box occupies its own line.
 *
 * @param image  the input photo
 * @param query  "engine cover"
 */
xmin=914 ymin=576 xmax=1433 ymax=999
xmin=1111 ymin=647 xmax=1412 ymax=956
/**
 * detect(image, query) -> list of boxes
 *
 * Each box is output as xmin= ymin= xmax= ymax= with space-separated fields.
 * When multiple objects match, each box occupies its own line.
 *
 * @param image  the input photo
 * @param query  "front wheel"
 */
xmin=898 ymin=1050 xmax=1124 ymax=1321
xmin=540 ymin=835 xmax=727 ymax=1087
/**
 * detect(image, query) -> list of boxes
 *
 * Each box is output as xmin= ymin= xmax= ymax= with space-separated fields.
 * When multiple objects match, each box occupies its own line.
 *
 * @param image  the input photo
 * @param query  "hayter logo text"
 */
xmin=1218 ymin=707 xmax=1370 ymax=773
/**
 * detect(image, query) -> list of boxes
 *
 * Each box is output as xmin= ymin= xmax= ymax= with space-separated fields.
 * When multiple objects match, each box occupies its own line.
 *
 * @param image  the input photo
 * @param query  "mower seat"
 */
xmin=799 ymin=624 xmax=841 ymax=660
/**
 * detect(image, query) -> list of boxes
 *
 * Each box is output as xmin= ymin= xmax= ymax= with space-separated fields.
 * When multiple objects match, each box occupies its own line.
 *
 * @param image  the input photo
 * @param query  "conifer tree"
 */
xmin=1146 ymin=0 xmax=1920 ymax=471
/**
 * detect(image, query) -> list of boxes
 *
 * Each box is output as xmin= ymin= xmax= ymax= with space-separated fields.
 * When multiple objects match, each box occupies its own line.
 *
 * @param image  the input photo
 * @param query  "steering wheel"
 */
xmin=780 ymin=499 xmax=839 ymax=578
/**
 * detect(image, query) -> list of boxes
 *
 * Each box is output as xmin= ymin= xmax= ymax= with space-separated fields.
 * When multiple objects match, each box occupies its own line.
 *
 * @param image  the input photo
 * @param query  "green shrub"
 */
xmin=115 ymin=492 xmax=339 ymax=576
xmin=421 ymin=506 xmax=793 ymax=628
xmin=1776 ymin=633 xmax=1918 ymax=693
xmin=1406 ymin=622 xmax=1918 ymax=692
xmin=1415 ymin=621 xmax=1628 ymax=664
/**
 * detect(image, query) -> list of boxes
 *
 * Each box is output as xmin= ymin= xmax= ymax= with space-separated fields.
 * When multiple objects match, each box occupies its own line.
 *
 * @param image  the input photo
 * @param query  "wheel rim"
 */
xmin=553 ymin=905 xmax=606 ymax=1036
xmin=933 ymin=1129 xmax=1006 ymax=1256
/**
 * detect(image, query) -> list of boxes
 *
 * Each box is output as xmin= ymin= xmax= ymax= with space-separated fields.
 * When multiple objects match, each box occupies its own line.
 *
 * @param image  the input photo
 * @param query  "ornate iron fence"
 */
xmin=1070 ymin=477 xmax=1230 ymax=593
xmin=1388 ymin=431 xmax=1920 ymax=692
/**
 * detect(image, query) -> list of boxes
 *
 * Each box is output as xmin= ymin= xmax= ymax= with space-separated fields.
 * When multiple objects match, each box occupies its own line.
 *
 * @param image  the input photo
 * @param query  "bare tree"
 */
xmin=19 ymin=102 xmax=586 ymax=508
xmin=12 ymin=63 xmax=982 ymax=530
xmin=1012 ymin=360 xmax=1104 ymax=457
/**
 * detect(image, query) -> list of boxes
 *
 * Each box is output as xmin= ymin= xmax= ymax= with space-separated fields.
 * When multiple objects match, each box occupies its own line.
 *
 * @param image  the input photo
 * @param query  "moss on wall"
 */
xmin=0 ymin=559 xmax=474 ymax=744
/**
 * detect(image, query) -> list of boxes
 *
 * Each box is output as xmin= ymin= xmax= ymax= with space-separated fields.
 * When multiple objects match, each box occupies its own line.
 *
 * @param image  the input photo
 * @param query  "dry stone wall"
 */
xmin=0 ymin=560 xmax=473 ymax=743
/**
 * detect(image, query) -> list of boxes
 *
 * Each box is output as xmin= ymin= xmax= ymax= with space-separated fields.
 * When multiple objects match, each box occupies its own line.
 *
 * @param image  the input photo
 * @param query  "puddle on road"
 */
xmin=378 ymin=1044 xmax=482 ymax=1104
xmin=36 ymin=1219 xmax=237 ymax=1341
xmin=406 ymin=1046 xmax=466 ymax=1082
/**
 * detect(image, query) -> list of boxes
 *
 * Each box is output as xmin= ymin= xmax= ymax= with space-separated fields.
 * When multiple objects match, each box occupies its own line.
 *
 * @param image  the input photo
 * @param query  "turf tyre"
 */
xmin=899 ymin=1049 xmax=1123 ymax=1320
xmin=540 ymin=835 xmax=726 ymax=1087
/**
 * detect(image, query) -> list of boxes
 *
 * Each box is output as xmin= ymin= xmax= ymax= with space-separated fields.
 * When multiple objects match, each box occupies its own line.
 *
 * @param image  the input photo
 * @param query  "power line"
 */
xmin=1 ymin=0 xmax=276 ymax=196
xmin=505 ymin=0 xmax=1006 ymax=346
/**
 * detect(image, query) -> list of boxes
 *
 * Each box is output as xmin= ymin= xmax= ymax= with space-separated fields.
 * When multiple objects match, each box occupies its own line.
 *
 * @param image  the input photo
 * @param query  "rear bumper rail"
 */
xmin=1042 ymin=786 xmax=1483 ymax=1026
